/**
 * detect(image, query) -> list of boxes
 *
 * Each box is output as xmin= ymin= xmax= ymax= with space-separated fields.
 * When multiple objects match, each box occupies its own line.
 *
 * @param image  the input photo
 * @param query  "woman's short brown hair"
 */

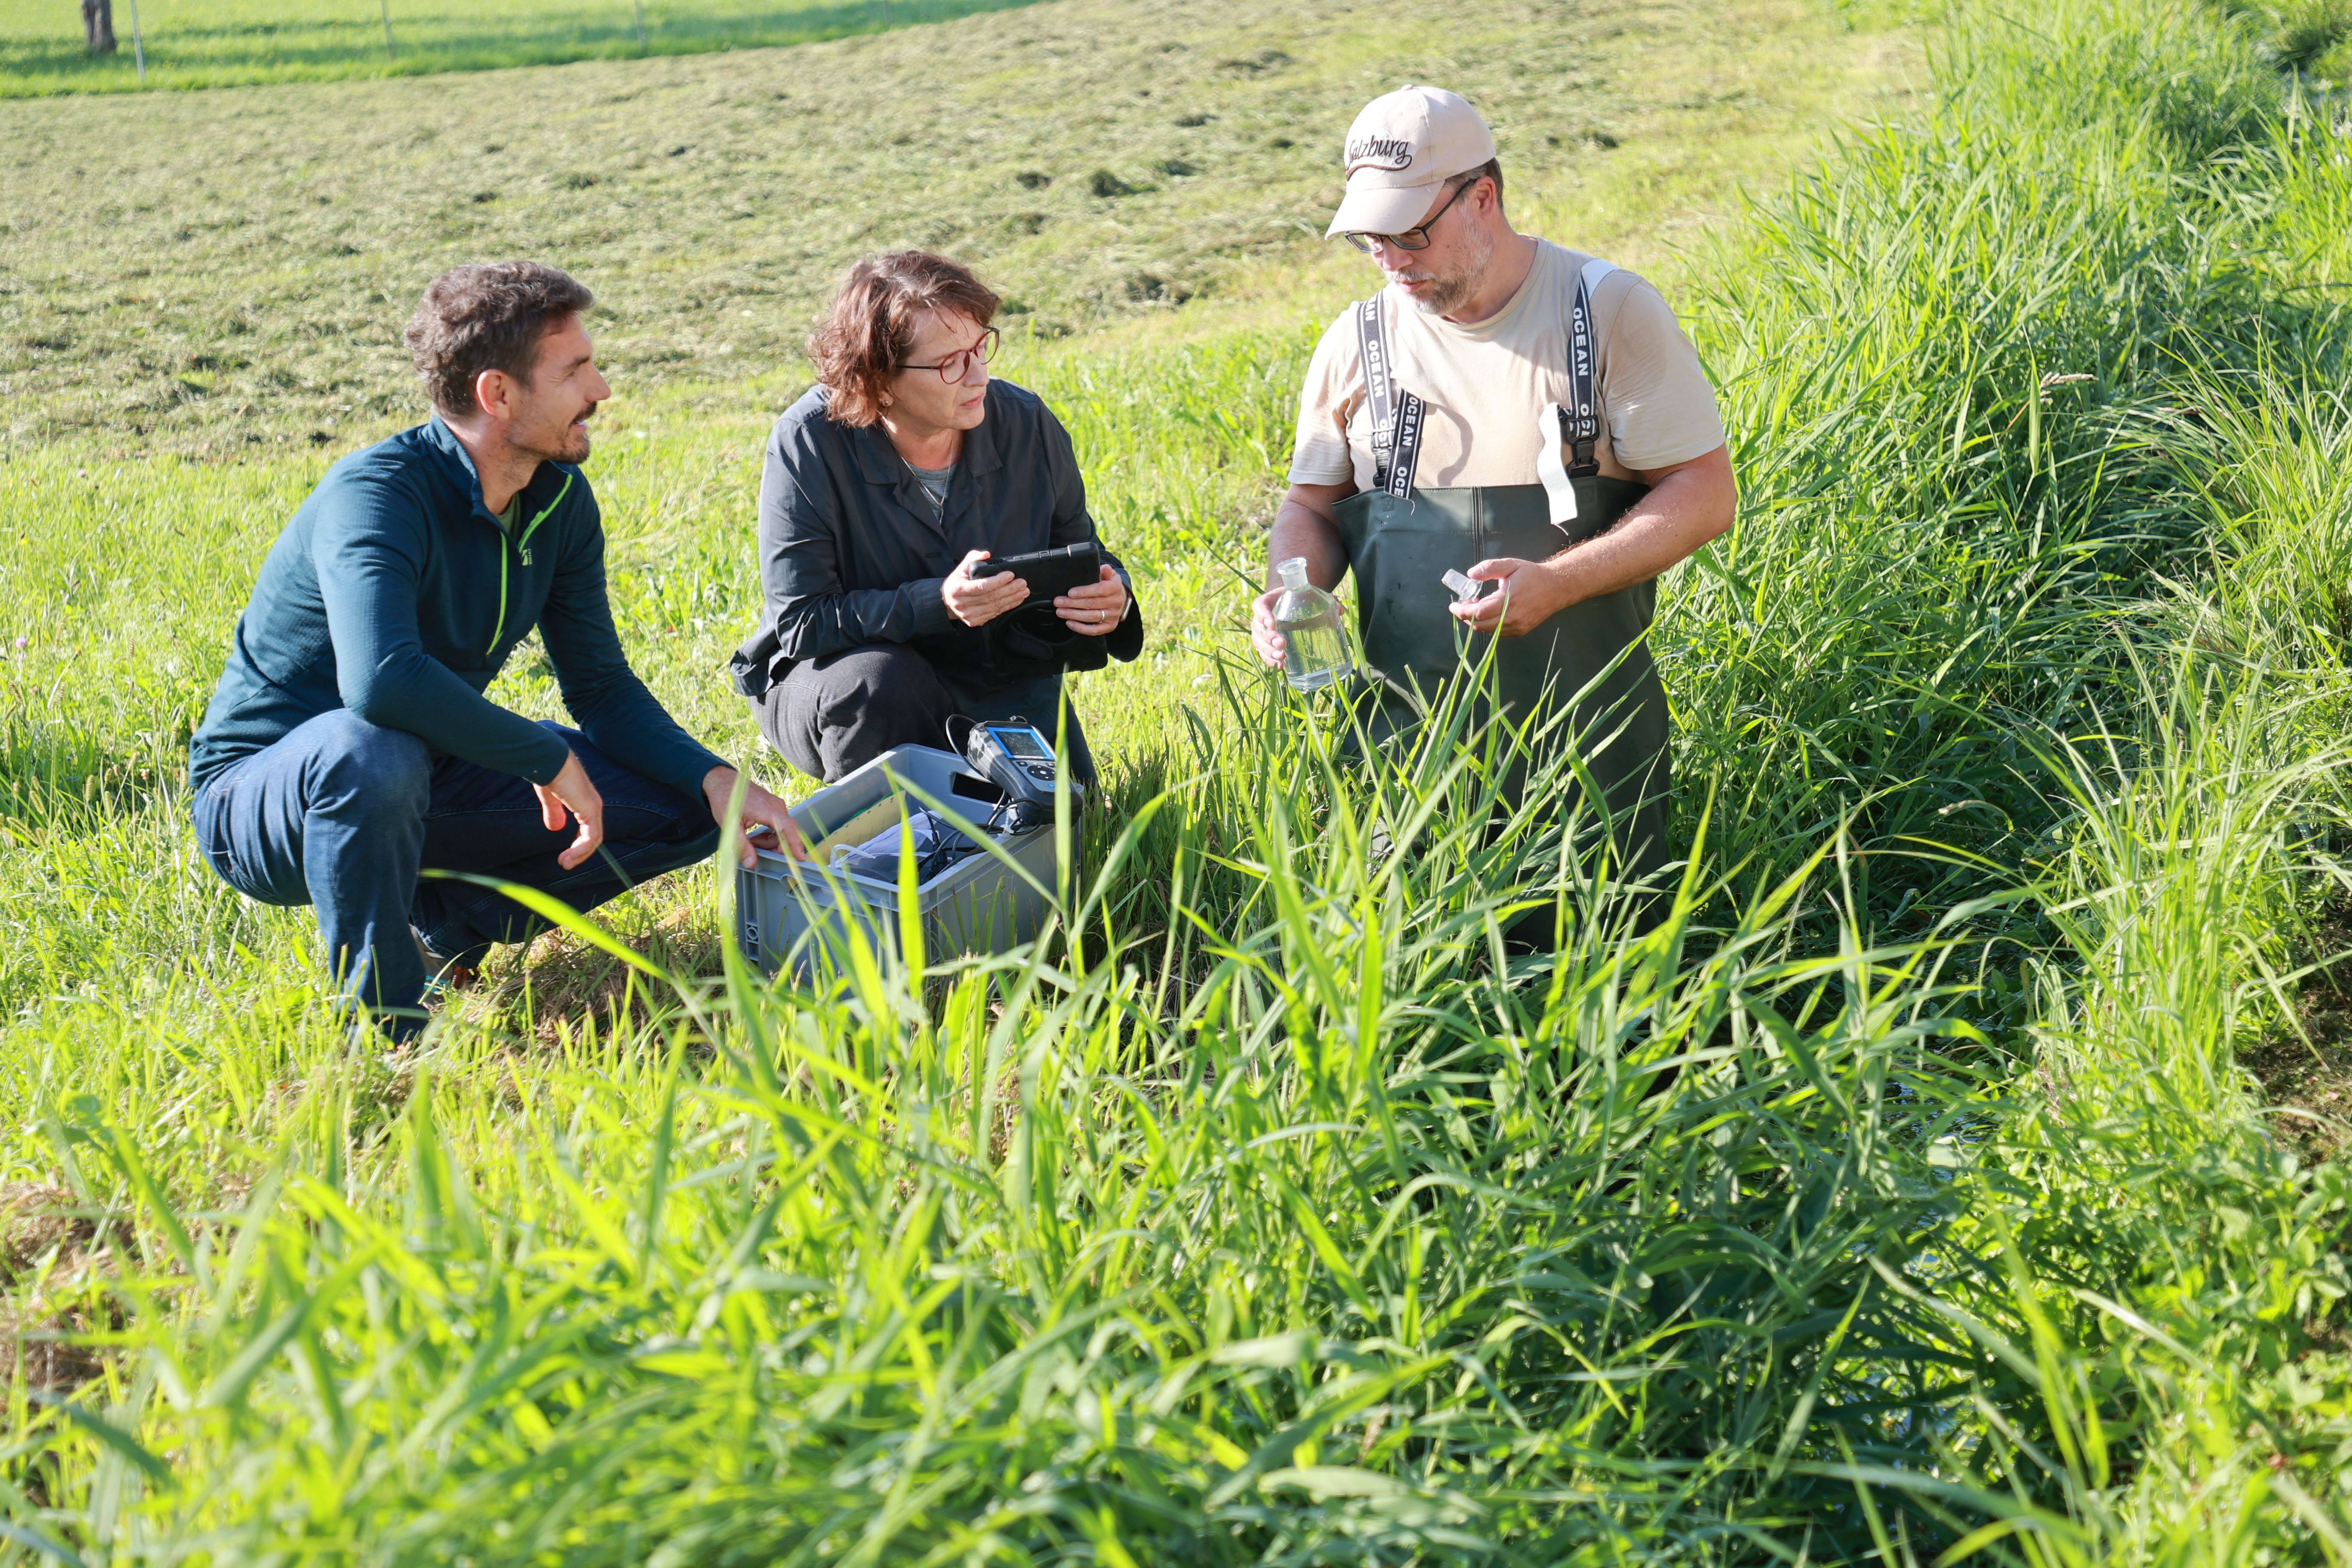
xmin=809 ymin=251 xmax=1001 ymax=427
xmin=404 ymin=261 xmax=594 ymax=417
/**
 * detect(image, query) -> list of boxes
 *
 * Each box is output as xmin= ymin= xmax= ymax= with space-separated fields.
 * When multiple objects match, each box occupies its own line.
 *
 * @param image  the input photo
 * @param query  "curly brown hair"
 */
xmin=809 ymin=251 xmax=1001 ymax=428
xmin=403 ymin=261 xmax=594 ymax=417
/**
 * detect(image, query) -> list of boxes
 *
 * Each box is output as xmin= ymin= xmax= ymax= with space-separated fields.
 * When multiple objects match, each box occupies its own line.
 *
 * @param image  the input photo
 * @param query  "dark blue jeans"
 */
xmin=193 ymin=711 xmax=721 ymax=1038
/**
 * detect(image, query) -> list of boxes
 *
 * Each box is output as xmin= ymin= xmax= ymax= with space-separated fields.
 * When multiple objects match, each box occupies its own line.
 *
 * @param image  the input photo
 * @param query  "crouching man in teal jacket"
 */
xmin=187 ymin=261 xmax=805 ymax=1040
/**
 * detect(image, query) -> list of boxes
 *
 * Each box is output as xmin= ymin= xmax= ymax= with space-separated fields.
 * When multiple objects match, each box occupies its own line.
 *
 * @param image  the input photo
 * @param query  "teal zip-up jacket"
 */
xmin=188 ymin=416 xmax=724 ymax=799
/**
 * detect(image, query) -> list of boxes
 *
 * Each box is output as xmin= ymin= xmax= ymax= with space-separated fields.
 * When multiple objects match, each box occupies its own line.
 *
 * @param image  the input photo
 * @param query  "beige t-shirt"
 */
xmin=1288 ymin=239 xmax=1725 ymax=491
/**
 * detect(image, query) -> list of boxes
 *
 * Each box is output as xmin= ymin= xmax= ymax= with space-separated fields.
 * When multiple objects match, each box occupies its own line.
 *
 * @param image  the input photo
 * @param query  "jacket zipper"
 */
xmin=486 ymin=472 xmax=574 ymax=655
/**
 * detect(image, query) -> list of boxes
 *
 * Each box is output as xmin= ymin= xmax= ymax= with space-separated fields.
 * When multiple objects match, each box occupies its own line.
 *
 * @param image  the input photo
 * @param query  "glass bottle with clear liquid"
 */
xmin=1271 ymin=556 xmax=1354 ymax=693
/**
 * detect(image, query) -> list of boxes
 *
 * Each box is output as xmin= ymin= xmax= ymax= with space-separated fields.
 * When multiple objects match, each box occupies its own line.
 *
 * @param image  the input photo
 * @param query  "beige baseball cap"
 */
xmin=1326 ymin=85 xmax=1498 ymax=239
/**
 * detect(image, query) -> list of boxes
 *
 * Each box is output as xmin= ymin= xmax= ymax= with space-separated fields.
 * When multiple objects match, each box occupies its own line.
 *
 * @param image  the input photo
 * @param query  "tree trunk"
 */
xmin=83 ymin=0 xmax=117 ymax=53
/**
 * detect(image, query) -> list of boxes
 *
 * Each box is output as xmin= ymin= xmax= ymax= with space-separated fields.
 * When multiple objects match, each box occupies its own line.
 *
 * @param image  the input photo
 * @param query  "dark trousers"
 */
xmin=756 ymin=643 xmax=1096 ymax=785
xmin=193 ymin=710 xmax=720 ymax=1038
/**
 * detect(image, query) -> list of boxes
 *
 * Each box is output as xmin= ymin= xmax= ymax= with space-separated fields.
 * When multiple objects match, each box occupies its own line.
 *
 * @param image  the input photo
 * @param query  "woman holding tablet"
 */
xmin=729 ymin=251 xmax=1142 ymax=784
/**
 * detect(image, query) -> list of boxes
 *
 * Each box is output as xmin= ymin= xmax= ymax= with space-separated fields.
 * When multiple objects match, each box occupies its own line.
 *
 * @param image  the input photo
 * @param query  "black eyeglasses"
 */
xmin=1338 ymin=176 xmax=1477 ymax=254
xmin=899 ymin=327 xmax=1000 ymax=384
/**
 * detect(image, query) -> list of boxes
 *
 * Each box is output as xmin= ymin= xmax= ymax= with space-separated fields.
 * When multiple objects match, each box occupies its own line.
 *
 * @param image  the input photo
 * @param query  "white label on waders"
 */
xmin=1537 ymin=402 xmax=1579 ymax=526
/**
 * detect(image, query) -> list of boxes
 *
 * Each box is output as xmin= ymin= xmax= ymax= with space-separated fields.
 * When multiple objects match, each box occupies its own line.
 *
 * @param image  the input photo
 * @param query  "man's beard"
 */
xmin=1398 ymin=221 xmax=1497 ymax=317
xmin=522 ymin=402 xmax=595 ymax=464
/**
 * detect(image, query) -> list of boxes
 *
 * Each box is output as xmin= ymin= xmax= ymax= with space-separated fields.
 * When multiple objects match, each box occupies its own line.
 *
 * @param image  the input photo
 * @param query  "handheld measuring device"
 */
xmin=959 ymin=717 xmax=1079 ymax=833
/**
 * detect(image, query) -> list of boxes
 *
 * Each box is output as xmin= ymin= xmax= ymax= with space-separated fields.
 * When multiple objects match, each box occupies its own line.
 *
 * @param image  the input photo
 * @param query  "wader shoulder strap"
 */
xmin=1363 ymin=257 xmax=1616 ymax=507
xmin=1565 ymin=258 xmax=1614 ymax=475
xmin=1354 ymin=296 xmax=1423 ymax=498
xmin=1539 ymin=257 xmax=1619 ymax=525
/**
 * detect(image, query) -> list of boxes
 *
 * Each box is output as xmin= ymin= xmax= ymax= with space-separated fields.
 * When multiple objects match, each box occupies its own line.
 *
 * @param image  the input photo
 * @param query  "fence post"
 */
xmin=379 ymin=0 xmax=395 ymax=58
xmin=127 ymin=0 xmax=145 ymax=80
xmin=632 ymin=0 xmax=646 ymax=50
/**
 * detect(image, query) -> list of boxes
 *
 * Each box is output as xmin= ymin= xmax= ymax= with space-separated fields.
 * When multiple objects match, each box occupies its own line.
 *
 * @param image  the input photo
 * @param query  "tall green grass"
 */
xmin=7 ymin=675 xmax=2020 ymax=1562
xmin=7 ymin=0 xmax=2352 ymax=1559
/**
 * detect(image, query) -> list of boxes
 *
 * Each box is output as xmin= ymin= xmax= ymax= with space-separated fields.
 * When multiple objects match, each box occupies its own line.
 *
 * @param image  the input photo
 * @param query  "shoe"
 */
xmin=412 ymin=926 xmax=479 ymax=1001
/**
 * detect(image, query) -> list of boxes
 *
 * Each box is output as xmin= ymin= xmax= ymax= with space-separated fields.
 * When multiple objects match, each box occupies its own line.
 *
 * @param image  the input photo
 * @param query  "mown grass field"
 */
xmin=0 ymin=0 xmax=1035 ymax=95
xmin=0 ymin=0 xmax=1915 ymax=450
xmin=8 ymin=0 xmax=2352 ymax=1559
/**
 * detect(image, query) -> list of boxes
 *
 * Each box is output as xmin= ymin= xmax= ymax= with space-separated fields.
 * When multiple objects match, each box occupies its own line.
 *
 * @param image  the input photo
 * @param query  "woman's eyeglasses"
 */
xmin=900 ymin=327 xmax=1001 ymax=384
xmin=1338 ymin=176 xmax=1476 ymax=254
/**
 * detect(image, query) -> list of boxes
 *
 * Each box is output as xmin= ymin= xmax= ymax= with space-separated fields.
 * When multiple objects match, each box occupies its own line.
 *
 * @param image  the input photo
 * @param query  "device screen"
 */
xmin=990 ymin=725 xmax=1053 ymax=761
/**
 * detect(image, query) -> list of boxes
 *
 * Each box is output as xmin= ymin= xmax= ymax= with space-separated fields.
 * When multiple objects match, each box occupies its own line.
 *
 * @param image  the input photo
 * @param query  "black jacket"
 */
xmin=729 ymin=378 xmax=1142 ymax=698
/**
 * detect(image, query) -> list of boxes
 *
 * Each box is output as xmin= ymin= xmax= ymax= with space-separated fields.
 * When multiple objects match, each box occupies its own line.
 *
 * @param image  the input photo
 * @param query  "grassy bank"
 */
xmin=7 ymin=0 xmax=2352 ymax=1559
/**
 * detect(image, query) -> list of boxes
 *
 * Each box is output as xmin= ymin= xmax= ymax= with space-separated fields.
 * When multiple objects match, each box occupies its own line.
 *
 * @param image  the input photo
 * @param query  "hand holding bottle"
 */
xmin=1262 ymin=557 xmax=1353 ymax=692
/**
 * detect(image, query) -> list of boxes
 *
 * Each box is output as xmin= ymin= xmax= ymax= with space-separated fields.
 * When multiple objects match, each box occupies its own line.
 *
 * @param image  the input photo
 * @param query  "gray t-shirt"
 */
xmin=906 ymin=459 xmax=956 ymax=518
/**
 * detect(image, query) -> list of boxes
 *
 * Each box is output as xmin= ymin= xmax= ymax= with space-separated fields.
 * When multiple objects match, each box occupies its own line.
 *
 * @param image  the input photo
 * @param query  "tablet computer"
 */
xmin=980 ymin=542 xmax=1101 ymax=609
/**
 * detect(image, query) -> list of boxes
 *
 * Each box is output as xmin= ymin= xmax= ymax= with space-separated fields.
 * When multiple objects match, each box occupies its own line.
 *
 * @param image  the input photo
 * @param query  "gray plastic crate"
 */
xmin=735 ymin=744 xmax=1063 ymax=977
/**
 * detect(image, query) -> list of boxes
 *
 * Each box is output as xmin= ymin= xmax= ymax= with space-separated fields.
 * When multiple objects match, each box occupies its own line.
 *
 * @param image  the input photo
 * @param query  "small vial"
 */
xmin=1442 ymin=569 xmax=1492 ymax=603
xmin=1271 ymin=557 xmax=1353 ymax=693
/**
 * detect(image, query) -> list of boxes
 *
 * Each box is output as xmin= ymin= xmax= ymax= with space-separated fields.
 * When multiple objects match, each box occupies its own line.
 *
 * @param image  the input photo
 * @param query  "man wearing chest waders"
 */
xmin=1249 ymin=85 xmax=1736 ymax=930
